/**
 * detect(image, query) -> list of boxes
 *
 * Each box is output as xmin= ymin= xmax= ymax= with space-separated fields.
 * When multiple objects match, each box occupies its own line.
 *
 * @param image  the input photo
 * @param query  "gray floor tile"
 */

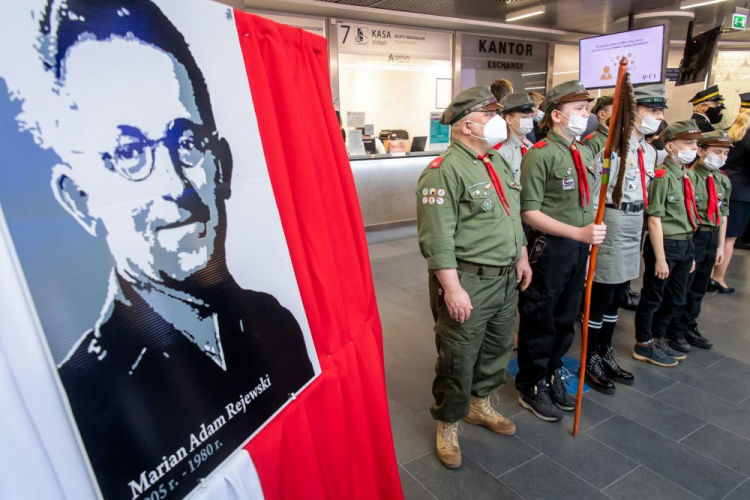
xmin=711 ymin=357 xmax=750 ymax=381
xmin=389 ymin=399 xmax=437 ymax=464
xmin=680 ymin=424 xmax=750 ymax=476
xmin=724 ymin=479 xmax=750 ymax=500
xmin=399 ymin=465 xmax=436 ymax=500
xmin=603 ymin=466 xmax=701 ymax=500
xmin=384 ymin=332 xmax=439 ymax=381
xmin=513 ymin=408 xmax=637 ymax=489
xmin=656 ymin=383 xmax=750 ymax=441
xmin=588 ymin=416 xmax=746 ymax=499
xmin=500 ymin=455 xmax=609 ymax=500
xmin=404 ymin=453 xmax=522 ymax=500
xmin=652 ymin=359 xmax=750 ymax=404
xmin=586 ymin=384 xmax=704 ymax=441
xmin=460 ymin=423 xmax=540 ymax=477
xmin=384 ymin=353 xmax=435 ymax=415
xmin=608 ymin=355 xmax=679 ymax=396
xmin=680 ymin=347 xmax=726 ymax=369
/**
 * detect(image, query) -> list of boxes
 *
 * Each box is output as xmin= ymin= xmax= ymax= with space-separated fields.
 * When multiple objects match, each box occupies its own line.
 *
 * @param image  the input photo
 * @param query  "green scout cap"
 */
xmin=634 ymin=84 xmax=668 ymax=109
xmin=698 ymin=130 xmax=733 ymax=148
xmin=540 ymin=80 xmax=593 ymax=114
xmin=441 ymin=86 xmax=502 ymax=125
xmin=500 ymin=93 xmax=535 ymax=114
xmin=591 ymin=95 xmax=614 ymax=114
xmin=663 ymin=120 xmax=702 ymax=142
xmin=689 ymin=84 xmax=724 ymax=105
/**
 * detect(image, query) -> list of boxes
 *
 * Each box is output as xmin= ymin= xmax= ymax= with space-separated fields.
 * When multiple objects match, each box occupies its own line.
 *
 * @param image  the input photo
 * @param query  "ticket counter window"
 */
xmin=336 ymin=22 xmax=453 ymax=157
xmin=460 ymin=34 xmax=548 ymax=96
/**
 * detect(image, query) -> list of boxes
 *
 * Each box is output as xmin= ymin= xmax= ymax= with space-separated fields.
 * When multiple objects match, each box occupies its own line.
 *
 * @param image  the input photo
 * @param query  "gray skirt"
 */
xmin=594 ymin=208 xmax=644 ymax=284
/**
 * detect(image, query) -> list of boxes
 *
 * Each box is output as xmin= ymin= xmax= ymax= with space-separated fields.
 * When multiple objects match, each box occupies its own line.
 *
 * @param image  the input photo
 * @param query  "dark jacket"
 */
xmin=691 ymin=113 xmax=714 ymax=133
xmin=58 ymin=277 xmax=315 ymax=500
xmin=724 ymin=129 xmax=750 ymax=202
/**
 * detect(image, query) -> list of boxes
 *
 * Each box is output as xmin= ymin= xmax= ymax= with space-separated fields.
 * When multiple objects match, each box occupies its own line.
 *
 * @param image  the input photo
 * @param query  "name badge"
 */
xmin=562 ymin=177 xmax=575 ymax=191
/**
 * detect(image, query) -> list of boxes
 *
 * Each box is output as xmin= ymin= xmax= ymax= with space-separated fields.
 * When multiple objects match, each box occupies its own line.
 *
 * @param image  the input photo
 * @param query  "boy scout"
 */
xmin=416 ymin=86 xmax=532 ymax=468
xmin=583 ymin=94 xmax=614 ymax=157
xmin=584 ymin=85 xmax=665 ymax=394
xmin=667 ymin=131 xmax=732 ymax=352
xmin=634 ymin=120 xmax=703 ymax=368
xmin=496 ymin=93 xmax=536 ymax=183
xmin=516 ymin=80 xmax=606 ymax=422
xmin=689 ymin=85 xmax=726 ymax=132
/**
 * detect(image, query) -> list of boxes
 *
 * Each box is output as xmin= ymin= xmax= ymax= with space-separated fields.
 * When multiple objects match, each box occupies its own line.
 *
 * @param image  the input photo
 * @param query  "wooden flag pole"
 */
xmin=572 ymin=57 xmax=630 ymax=437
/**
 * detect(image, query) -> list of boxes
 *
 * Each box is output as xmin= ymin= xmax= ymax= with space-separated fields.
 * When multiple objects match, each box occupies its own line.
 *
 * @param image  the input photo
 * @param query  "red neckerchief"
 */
xmin=521 ymin=145 xmax=528 ymax=157
xmin=706 ymin=174 xmax=721 ymax=225
xmin=682 ymin=173 xmax=702 ymax=230
xmin=570 ymin=144 xmax=590 ymax=208
xmin=477 ymin=154 xmax=511 ymax=215
xmin=637 ymin=147 xmax=648 ymax=209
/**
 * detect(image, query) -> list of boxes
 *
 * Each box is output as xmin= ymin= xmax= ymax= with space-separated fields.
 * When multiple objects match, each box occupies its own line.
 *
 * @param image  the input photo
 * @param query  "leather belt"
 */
xmin=606 ymin=202 xmax=645 ymax=213
xmin=697 ymin=225 xmax=719 ymax=233
xmin=457 ymin=260 xmax=515 ymax=276
xmin=663 ymin=233 xmax=693 ymax=241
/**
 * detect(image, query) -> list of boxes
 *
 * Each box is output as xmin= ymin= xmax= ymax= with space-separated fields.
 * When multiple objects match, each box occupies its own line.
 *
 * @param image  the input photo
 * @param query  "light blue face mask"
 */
xmin=533 ymin=110 xmax=544 ymax=123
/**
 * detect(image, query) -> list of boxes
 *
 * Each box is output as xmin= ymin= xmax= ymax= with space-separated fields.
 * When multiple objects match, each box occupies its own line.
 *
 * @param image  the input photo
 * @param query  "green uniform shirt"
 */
xmin=692 ymin=162 xmax=731 ymax=226
xmin=583 ymin=124 xmax=609 ymax=157
xmin=646 ymin=157 xmax=699 ymax=235
xmin=520 ymin=130 xmax=597 ymax=228
xmin=416 ymin=139 xmax=526 ymax=270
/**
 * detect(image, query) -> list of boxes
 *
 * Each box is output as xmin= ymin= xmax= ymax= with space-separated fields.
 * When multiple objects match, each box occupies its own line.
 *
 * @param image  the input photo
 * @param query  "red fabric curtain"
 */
xmin=233 ymin=12 xmax=403 ymax=500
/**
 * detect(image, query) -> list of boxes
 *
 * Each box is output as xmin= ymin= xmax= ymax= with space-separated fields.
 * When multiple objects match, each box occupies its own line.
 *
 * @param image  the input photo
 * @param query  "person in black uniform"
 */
xmin=35 ymin=2 xmax=315 ymax=498
xmin=689 ymin=85 xmax=726 ymax=133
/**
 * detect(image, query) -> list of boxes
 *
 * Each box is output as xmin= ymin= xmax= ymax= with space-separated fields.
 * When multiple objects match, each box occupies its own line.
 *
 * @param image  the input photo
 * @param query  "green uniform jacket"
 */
xmin=692 ymin=162 xmax=731 ymax=227
xmin=416 ymin=139 xmax=526 ymax=270
xmin=646 ymin=157 xmax=700 ymax=236
xmin=583 ymin=124 xmax=609 ymax=157
xmin=520 ymin=130 xmax=597 ymax=228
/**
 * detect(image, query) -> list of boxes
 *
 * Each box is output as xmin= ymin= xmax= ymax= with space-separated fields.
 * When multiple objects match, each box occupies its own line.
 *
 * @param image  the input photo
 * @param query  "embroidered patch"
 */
xmin=422 ymin=197 xmax=428 ymax=205
xmin=436 ymin=197 xmax=445 ymax=205
xmin=428 ymin=197 xmax=436 ymax=204
xmin=481 ymin=199 xmax=494 ymax=212
xmin=562 ymin=177 xmax=575 ymax=191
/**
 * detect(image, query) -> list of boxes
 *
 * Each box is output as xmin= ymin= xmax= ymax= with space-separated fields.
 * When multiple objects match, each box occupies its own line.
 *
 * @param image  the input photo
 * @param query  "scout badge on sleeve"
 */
xmin=573 ymin=57 xmax=635 ymax=437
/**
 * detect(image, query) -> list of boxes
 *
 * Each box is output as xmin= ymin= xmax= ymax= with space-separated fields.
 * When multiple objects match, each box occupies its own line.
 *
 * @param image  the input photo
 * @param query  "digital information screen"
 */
xmin=579 ymin=25 xmax=665 ymax=90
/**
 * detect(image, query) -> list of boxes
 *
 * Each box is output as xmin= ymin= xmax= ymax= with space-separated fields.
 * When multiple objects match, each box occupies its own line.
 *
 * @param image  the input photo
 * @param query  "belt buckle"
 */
xmin=476 ymin=265 xmax=484 ymax=276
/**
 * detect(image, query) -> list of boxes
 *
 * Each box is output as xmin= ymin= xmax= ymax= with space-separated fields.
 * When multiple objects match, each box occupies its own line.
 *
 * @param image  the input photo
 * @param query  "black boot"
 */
xmin=600 ymin=346 xmax=635 ymax=385
xmin=621 ymin=289 xmax=639 ymax=311
xmin=518 ymin=379 xmax=562 ymax=422
xmin=585 ymin=354 xmax=616 ymax=394
xmin=667 ymin=326 xmax=691 ymax=353
xmin=548 ymin=368 xmax=576 ymax=411
xmin=685 ymin=325 xmax=713 ymax=349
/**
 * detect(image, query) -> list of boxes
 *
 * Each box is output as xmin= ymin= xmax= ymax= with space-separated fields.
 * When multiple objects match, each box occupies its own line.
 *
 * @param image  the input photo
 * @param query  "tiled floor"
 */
xmin=368 ymin=224 xmax=750 ymax=500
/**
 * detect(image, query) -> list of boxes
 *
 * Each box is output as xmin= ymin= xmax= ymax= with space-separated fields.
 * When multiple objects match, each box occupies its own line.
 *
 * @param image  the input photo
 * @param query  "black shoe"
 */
xmin=685 ymin=325 xmax=713 ymax=349
xmin=667 ymin=332 xmax=691 ymax=353
xmin=621 ymin=291 xmax=639 ymax=311
xmin=599 ymin=346 xmax=635 ymax=385
xmin=628 ymin=288 xmax=641 ymax=300
xmin=549 ymin=368 xmax=576 ymax=411
xmin=518 ymin=380 xmax=562 ymax=422
xmin=709 ymin=279 xmax=735 ymax=294
xmin=585 ymin=354 xmax=615 ymax=394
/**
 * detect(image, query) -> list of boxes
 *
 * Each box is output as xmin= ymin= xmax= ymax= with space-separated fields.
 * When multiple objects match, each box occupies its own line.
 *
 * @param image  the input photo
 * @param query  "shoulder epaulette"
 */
xmin=532 ymin=140 xmax=547 ymax=149
xmin=493 ymin=142 xmax=504 ymax=151
xmin=429 ymin=157 xmax=443 ymax=169
xmin=584 ymin=132 xmax=596 ymax=141
xmin=654 ymin=169 xmax=666 ymax=179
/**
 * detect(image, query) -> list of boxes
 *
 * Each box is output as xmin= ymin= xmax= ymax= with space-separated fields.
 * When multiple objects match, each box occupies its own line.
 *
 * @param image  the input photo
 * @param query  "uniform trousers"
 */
xmin=669 ymin=229 xmax=719 ymax=335
xmin=586 ymin=281 xmax=631 ymax=353
xmin=635 ymin=237 xmax=695 ymax=343
xmin=516 ymin=235 xmax=589 ymax=393
xmin=429 ymin=269 xmax=517 ymax=423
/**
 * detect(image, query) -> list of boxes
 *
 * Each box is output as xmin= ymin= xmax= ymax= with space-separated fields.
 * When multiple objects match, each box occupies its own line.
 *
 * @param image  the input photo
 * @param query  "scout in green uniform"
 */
xmin=496 ymin=93 xmax=536 ymax=183
xmin=515 ymin=80 xmax=606 ymax=422
xmin=584 ymin=84 xmax=666 ymax=393
xmin=634 ymin=121 xmax=703 ymax=368
xmin=689 ymin=85 xmax=726 ymax=133
xmin=416 ymin=86 xmax=532 ymax=469
xmin=667 ymin=131 xmax=732 ymax=351
xmin=582 ymin=94 xmax=613 ymax=157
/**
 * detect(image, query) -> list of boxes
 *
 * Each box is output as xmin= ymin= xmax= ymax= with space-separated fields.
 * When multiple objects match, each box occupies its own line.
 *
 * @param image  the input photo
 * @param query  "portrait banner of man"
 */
xmin=0 ymin=1 xmax=359 ymax=499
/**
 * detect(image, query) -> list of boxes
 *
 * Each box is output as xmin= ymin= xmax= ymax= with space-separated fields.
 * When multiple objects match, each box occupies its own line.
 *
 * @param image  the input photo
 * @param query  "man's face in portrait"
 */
xmin=50 ymin=38 xmax=226 ymax=284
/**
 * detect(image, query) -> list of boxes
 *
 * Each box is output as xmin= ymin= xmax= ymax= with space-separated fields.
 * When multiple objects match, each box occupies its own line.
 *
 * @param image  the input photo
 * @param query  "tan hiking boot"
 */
xmin=464 ymin=395 xmax=516 ymax=435
xmin=436 ymin=421 xmax=461 ymax=469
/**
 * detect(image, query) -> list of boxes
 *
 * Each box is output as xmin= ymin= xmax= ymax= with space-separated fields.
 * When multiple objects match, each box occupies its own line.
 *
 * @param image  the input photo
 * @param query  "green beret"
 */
xmin=440 ymin=86 xmax=502 ymax=125
xmin=540 ymin=80 xmax=593 ymax=114
xmin=663 ymin=120 xmax=702 ymax=142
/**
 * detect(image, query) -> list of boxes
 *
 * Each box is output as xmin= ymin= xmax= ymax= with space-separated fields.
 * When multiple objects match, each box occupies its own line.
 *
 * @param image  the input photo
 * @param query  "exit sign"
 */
xmin=733 ymin=13 xmax=748 ymax=30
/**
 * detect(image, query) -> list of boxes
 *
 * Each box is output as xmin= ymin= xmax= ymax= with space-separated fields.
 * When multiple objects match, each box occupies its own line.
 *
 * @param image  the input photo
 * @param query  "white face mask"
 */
xmin=469 ymin=115 xmax=508 ymax=148
xmin=515 ymin=117 xmax=534 ymax=135
xmin=672 ymin=148 xmax=697 ymax=165
xmin=636 ymin=114 xmax=662 ymax=135
xmin=533 ymin=110 xmax=544 ymax=122
xmin=560 ymin=112 xmax=588 ymax=138
xmin=703 ymin=153 xmax=726 ymax=170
